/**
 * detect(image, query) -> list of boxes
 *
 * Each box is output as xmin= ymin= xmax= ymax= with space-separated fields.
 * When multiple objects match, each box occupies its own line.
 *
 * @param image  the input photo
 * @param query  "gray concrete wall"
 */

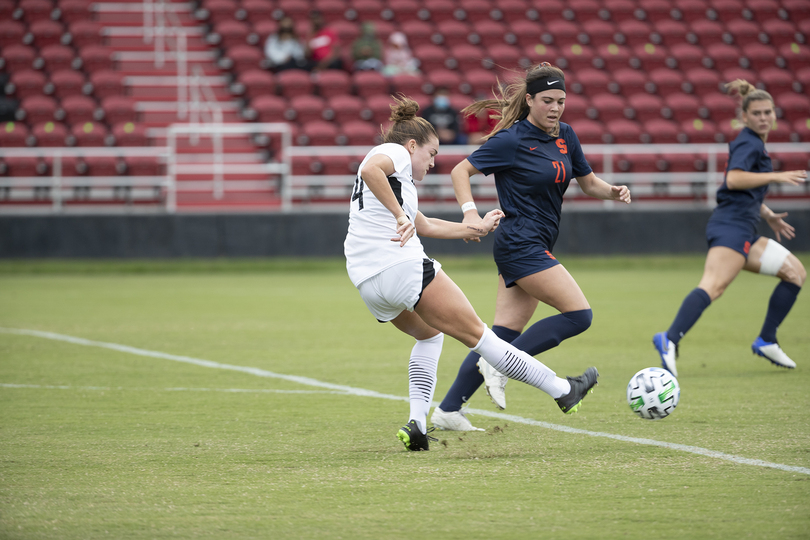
xmin=1 ymin=209 xmax=808 ymax=258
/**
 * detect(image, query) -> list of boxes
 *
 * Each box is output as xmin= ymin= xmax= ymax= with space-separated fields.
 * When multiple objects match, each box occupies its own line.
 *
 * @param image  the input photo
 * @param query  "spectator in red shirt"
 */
xmin=305 ymin=11 xmax=344 ymax=72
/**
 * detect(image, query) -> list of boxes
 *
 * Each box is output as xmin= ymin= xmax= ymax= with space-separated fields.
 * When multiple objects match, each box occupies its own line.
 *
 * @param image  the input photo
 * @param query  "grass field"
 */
xmin=1 ymin=255 xmax=808 ymax=540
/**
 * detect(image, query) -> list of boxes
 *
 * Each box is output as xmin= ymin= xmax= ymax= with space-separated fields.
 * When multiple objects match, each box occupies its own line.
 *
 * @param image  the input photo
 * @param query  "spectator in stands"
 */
xmin=351 ymin=22 xmax=384 ymax=72
xmin=264 ymin=17 xmax=307 ymax=72
xmin=464 ymin=97 xmax=498 ymax=145
xmin=421 ymin=88 xmax=463 ymax=145
xmin=382 ymin=32 xmax=419 ymax=77
xmin=305 ymin=10 xmax=343 ymax=72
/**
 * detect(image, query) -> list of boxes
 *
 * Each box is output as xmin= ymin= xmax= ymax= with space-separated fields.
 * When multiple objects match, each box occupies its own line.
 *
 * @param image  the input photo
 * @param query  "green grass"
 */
xmin=1 ymin=255 xmax=809 ymax=539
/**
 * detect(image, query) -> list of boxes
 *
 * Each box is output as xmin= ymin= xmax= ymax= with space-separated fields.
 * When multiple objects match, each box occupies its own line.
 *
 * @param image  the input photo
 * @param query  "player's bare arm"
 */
xmin=576 ymin=172 xmax=631 ymax=203
xmin=727 ymin=169 xmax=807 ymax=190
xmin=414 ymin=209 xmax=503 ymax=240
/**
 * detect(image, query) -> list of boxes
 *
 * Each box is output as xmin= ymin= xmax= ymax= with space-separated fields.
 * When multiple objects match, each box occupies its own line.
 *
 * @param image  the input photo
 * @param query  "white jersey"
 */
xmin=344 ymin=143 xmax=427 ymax=286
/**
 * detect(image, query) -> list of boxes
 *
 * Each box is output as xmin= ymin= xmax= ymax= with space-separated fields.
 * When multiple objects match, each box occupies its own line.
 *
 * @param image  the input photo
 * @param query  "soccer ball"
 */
xmin=626 ymin=367 xmax=680 ymax=420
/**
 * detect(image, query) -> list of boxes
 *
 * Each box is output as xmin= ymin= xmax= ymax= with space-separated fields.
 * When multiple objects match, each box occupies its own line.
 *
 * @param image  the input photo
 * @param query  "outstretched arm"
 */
xmin=727 ymin=169 xmax=807 ymax=190
xmin=576 ymin=172 xmax=631 ymax=203
xmin=415 ymin=209 xmax=504 ymax=240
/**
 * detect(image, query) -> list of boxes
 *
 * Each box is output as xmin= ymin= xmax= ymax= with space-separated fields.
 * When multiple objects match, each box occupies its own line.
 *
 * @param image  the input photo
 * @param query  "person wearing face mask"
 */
xmin=264 ymin=17 xmax=306 ymax=72
xmin=421 ymin=88 xmax=463 ymax=145
xmin=428 ymin=63 xmax=630 ymax=432
xmin=344 ymin=95 xmax=600 ymax=451
xmin=652 ymin=80 xmax=806 ymax=376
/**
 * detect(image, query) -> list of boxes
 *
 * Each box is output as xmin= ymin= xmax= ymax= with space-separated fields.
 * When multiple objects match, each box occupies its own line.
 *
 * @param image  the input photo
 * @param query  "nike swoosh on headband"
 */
xmin=547 ymin=80 xmax=558 ymax=85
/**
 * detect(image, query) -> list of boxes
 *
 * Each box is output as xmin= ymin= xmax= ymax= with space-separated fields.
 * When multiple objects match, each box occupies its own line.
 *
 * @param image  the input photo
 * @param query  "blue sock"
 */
xmin=438 ymin=325 xmax=519 ymax=412
xmin=759 ymin=281 xmax=801 ymax=343
xmin=667 ymin=288 xmax=712 ymax=345
xmin=511 ymin=309 xmax=593 ymax=355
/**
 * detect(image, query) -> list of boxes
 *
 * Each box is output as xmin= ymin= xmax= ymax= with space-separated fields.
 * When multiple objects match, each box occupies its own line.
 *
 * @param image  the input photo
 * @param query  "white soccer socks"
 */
xmin=408 ymin=333 xmax=444 ymax=434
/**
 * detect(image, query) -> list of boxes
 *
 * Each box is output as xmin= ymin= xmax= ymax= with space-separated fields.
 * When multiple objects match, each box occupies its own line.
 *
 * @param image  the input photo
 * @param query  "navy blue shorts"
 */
xmin=496 ymin=249 xmax=561 ymax=288
xmin=706 ymin=220 xmax=760 ymax=258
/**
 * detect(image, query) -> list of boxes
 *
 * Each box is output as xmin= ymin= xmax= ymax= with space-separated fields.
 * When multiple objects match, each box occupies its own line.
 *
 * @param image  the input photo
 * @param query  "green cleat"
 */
xmin=397 ymin=420 xmax=437 ymax=451
xmin=555 ymin=367 xmax=599 ymax=414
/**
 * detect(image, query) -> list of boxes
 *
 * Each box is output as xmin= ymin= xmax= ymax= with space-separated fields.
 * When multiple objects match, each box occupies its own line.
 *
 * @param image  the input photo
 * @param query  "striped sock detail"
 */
xmin=408 ymin=363 xmax=436 ymax=402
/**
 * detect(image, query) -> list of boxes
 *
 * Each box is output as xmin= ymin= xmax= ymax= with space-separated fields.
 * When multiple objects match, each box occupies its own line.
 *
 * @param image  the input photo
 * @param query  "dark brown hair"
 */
xmin=381 ymin=94 xmax=438 ymax=146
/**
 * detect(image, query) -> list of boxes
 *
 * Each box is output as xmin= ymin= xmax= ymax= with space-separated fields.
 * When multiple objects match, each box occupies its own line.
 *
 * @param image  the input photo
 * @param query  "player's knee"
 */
xmin=563 ymin=308 xmax=593 ymax=336
xmin=780 ymin=257 xmax=806 ymax=287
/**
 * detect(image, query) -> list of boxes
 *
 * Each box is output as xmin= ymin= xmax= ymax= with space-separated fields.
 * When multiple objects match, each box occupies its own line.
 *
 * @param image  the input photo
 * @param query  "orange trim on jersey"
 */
xmin=545 ymin=250 xmax=557 ymax=260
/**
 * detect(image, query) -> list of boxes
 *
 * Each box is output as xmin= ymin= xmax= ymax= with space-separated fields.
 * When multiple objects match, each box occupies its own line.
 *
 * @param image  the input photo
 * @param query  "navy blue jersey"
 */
xmin=712 ymin=126 xmax=771 ymax=227
xmin=468 ymin=119 xmax=592 ymax=260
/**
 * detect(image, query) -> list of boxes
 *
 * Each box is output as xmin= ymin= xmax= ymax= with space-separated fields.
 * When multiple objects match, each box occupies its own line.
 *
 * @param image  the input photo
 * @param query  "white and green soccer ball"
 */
xmin=627 ymin=367 xmax=680 ymax=420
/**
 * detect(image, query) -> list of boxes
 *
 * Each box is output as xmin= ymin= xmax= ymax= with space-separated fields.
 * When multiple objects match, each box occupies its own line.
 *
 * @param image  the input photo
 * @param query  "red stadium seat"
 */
xmin=390 ymin=73 xmax=426 ymax=96
xmin=772 ymin=150 xmax=810 ymax=170
xmin=612 ymin=68 xmax=648 ymax=95
xmin=717 ymin=119 xmax=743 ymax=142
xmin=329 ymin=19 xmax=360 ymax=44
xmin=435 ymin=20 xmax=471 ymax=48
xmin=796 ymin=67 xmax=810 ymax=90
xmin=642 ymin=118 xmax=679 ymax=143
xmin=49 ymin=69 xmax=87 ymax=99
xmin=352 ymin=70 xmax=389 ymax=98
xmin=38 ymin=44 xmax=76 ymax=73
xmin=568 ymin=0 xmax=601 ymax=22
xmin=200 ymin=0 xmax=238 ymax=24
xmin=633 ymin=43 xmax=668 ymax=72
xmin=32 ymin=121 xmax=68 ymax=147
xmin=614 ymin=153 xmax=662 ymax=173
xmin=1 ymin=44 xmax=35 ymax=72
xmin=637 ymin=0 xmax=672 ymax=22
xmin=250 ymin=20 xmax=278 ymax=44
xmin=59 ymin=94 xmax=96 ymax=125
xmin=0 ymin=20 xmax=25 ymax=48
xmin=567 ymin=119 xmax=606 ymax=144
xmin=100 ymin=96 xmax=136 ymax=125
xmin=1 ymin=156 xmax=43 ymax=176
xmin=604 ymin=0 xmax=638 ymax=22
xmin=89 ymin=70 xmax=124 ymax=100
xmin=325 ymin=94 xmax=364 ymax=124
xmin=287 ymin=95 xmax=326 ymax=124
xmin=214 ymin=20 xmax=249 ymax=49
xmin=0 ymin=121 xmax=32 ymax=147
xmin=365 ymin=93 xmax=400 ymax=125
xmin=83 ymin=156 xmax=119 ymax=177
xmin=449 ymin=93 xmax=474 ymax=112
xmin=651 ymin=20 xmax=688 ymax=47
xmin=546 ymin=20 xmax=580 ymax=47
xmin=71 ymin=121 xmax=109 ymax=147
xmin=423 ymin=0 xmax=457 ymax=24
xmin=617 ymin=20 xmax=652 ymax=48
xmin=522 ymin=44 xmax=561 ymax=67
xmin=741 ymin=43 xmax=778 ymax=71
xmin=760 ymin=67 xmax=798 ymax=99
xmin=277 ymin=69 xmax=312 ymax=99
xmin=649 ymin=68 xmax=685 ymax=96
xmin=471 ymin=20 xmax=507 ymax=47
xmin=225 ymin=45 xmax=262 ymax=74
xmin=237 ymin=69 xmax=274 ymax=100
xmin=684 ymin=67 xmax=722 ymax=96
xmin=349 ymin=0 xmax=384 ymax=22
xmin=590 ymin=94 xmax=629 ymax=122
xmin=704 ymin=44 xmax=743 ymax=72
xmin=486 ymin=44 xmax=522 ymax=74
xmin=779 ymin=43 xmax=810 ymax=72
xmin=250 ymin=95 xmax=286 ymax=122
xmin=314 ymin=0 xmax=346 ymax=23
xmin=319 ymin=155 xmax=352 ymax=175
xmin=0 ymin=0 xmax=16 ymax=19
xmin=426 ymin=69 xmax=463 ymax=94
xmin=112 ymin=122 xmax=149 ymax=146
xmin=777 ymin=93 xmax=810 ymax=123
xmin=710 ymin=0 xmax=744 ymax=22
xmin=625 ymin=92 xmax=664 ymax=120
xmin=28 ymin=20 xmax=64 ymax=49
xmin=664 ymin=93 xmax=701 ymax=122
xmin=783 ymin=0 xmax=810 ymax=19
xmin=19 ymin=95 xmax=57 ymax=124
xmin=508 ymin=20 xmax=542 ymax=48
xmin=725 ymin=19 xmax=760 ymax=45
xmin=606 ymin=119 xmax=643 ymax=144
xmin=239 ymin=0 xmax=274 ymax=21
xmin=701 ymin=92 xmax=737 ymax=123
xmin=497 ymin=0 xmax=531 ymax=23
xmin=746 ymin=0 xmax=780 ymax=20
xmin=315 ymin=69 xmax=351 ymax=97
xmin=79 ymin=45 xmax=115 ymax=73
xmin=340 ymin=121 xmax=377 ymax=146
xmin=673 ymin=0 xmax=709 ymax=22
xmin=760 ymin=19 xmax=799 ymax=48
xmin=17 ymin=0 xmax=53 ymax=23
xmin=8 ymin=70 xmax=47 ymax=97
xmin=596 ymin=44 xmax=631 ymax=71
xmin=767 ymin=120 xmax=792 ymax=142
xmin=385 ymin=0 xmax=421 ymax=23
xmin=561 ymin=94 xmax=589 ymax=123
xmin=721 ymin=67 xmax=757 ymax=86
xmin=67 ymin=21 xmax=103 ymax=49
xmin=574 ymin=68 xmax=610 ymax=96
xmin=301 ymin=121 xmax=338 ymax=146
xmin=681 ymin=118 xmax=720 ymax=143
xmin=689 ymin=19 xmax=725 ymax=46
xmin=464 ymin=69 xmax=498 ymax=98
xmin=400 ymin=21 xmax=434 ymax=44
xmin=413 ymin=45 xmax=449 ymax=73
xmin=558 ymin=44 xmax=596 ymax=72
xmin=669 ymin=43 xmax=705 ymax=71
xmin=57 ymin=0 xmax=92 ymax=25
xmin=458 ymin=0 xmax=495 ymax=23
xmin=581 ymin=20 xmax=616 ymax=48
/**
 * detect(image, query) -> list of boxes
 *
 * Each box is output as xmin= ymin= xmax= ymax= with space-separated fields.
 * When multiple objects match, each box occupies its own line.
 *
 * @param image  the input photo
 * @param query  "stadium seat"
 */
xmin=390 ymin=73 xmax=425 ymax=96
xmin=59 ymin=94 xmax=96 ymax=125
xmin=28 ymin=20 xmax=64 ymax=49
xmin=561 ymin=94 xmax=589 ymax=123
xmin=612 ymin=68 xmax=648 ymax=95
xmin=760 ymin=67 xmax=798 ymax=99
xmin=448 ymin=44 xmax=484 ymax=73
xmin=594 ymin=44 xmax=630 ymax=72
xmin=1 ymin=44 xmax=36 ymax=72
xmin=777 ymin=93 xmax=810 ymax=122
xmin=319 ymin=154 xmax=352 ymax=175
xmin=709 ymin=0 xmax=745 ymax=22
xmin=721 ymin=67 xmax=757 ymax=87
xmin=642 ymin=118 xmax=679 ymax=143
xmin=249 ymin=95 xmax=286 ymax=122
xmin=746 ymin=0 xmax=780 ymax=20
xmin=340 ymin=121 xmax=377 ymax=146
xmin=32 ymin=121 xmax=68 ymax=147
xmin=684 ymin=67 xmax=722 ymax=96
xmin=384 ymin=0 xmax=421 ymax=23
xmin=557 ymin=44 xmax=596 ymax=72
xmin=717 ymin=118 xmax=743 ymax=141
xmin=568 ymin=0 xmax=601 ymax=22
xmin=472 ymin=20 xmax=507 ymax=47
xmin=435 ymin=20 xmax=471 ymax=48
xmin=458 ymin=0 xmax=495 ymax=23
xmin=315 ymin=69 xmax=351 ymax=97
xmin=301 ymin=121 xmax=338 ymax=146
xmin=617 ymin=20 xmax=653 ymax=48
xmin=57 ymin=0 xmax=92 ymax=25
xmin=71 ymin=121 xmax=109 ymax=147
xmin=664 ymin=93 xmax=701 ymax=122
xmin=673 ymin=0 xmax=709 ymax=22
xmin=112 ymin=122 xmax=149 ymax=146
xmin=48 ymin=69 xmax=87 ymax=99
xmin=413 ymin=44 xmax=449 ymax=73
xmin=277 ymin=69 xmax=312 ymax=99
xmin=633 ymin=43 xmax=668 ymax=71
xmin=223 ymin=45 xmax=262 ymax=74
xmin=249 ymin=20 xmax=278 ymax=44
xmin=330 ymin=19 xmax=361 ymax=44
xmin=8 ymin=70 xmax=47 ymax=97
xmin=0 ymin=121 xmax=31 ymax=146
xmin=449 ymin=93 xmax=474 ymax=112
xmin=0 ymin=20 xmax=25 ymax=48
xmin=547 ymin=20 xmax=580 ymax=47
xmin=725 ymin=19 xmax=760 ymax=45
xmin=615 ymin=153 xmax=662 ymax=173
xmin=67 ymin=21 xmax=103 ymax=49
xmin=352 ymin=70 xmax=389 ymax=98
xmin=464 ymin=69 xmax=498 ymax=97
xmin=796 ymin=67 xmax=810 ymax=91
xmin=741 ymin=43 xmax=779 ymax=71
xmin=39 ymin=44 xmax=76 ymax=73
xmin=287 ymin=95 xmax=327 ymax=124
xmin=199 ymin=0 xmax=239 ymax=24
xmin=779 ymin=43 xmax=810 ymax=71
xmin=625 ymin=92 xmax=664 ymax=120
xmin=773 ymin=150 xmax=810 ymax=170
xmin=79 ymin=45 xmax=115 ymax=73
xmin=486 ymin=44 xmax=522 ymax=73
xmin=83 ymin=156 xmax=119 ymax=177
xmin=505 ymin=20 xmax=540 ymax=49
xmin=522 ymin=43 xmax=561 ymax=67
xmin=324 ymin=94 xmax=363 ymax=124
xmin=590 ymin=94 xmax=629 ymax=122
xmin=497 ymin=0 xmax=532 ymax=23
xmin=689 ymin=19 xmax=725 ymax=46
xmin=651 ymin=20 xmax=688 ymax=47
xmin=705 ymin=43 xmax=743 ymax=72
xmin=681 ymin=118 xmax=720 ymax=143
xmin=669 ymin=43 xmax=705 ymax=71
xmin=1 ymin=156 xmax=43 ymax=176
xmin=649 ymin=68 xmax=685 ymax=96
xmin=100 ymin=96 xmax=136 ymax=125
xmin=365 ymin=94 xmax=397 ymax=125
xmin=214 ymin=20 xmax=250 ymax=49
xmin=89 ymin=70 xmax=124 ymax=100
xmin=423 ymin=0 xmax=457 ymax=24
xmin=604 ymin=0 xmax=638 ymax=22
xmin=767 ymin=120 xmax=793 ymax=142
xmin=400 ymin=20 xmax=434 ymax=44
xmin=18 ymin=95 xmax=57 ymax=124
xmin=701 ymin=92 xmax=738 ymax=123
xmin=783 ymin=0 xmax=810 ymax=19
xmin=426 ymin=69 xmax=463 ymax=94
xmin=238 ymin=69 xmax=275 ymax=100
xmin=17 ymin=0 xmax=52 ymax=23
xmin=239 ymin=0 xmax=273 ymax=21
xmin=760 ymin=19 xmax=799 ymax=48
xmin=313 ymin=0 xmax=346 ymax=23
xmin=574 ymin=68 xmax=610 ymax=96
xmin=349 ymin=0 xmax=384 ymax=22
xmin=606 ymin=118 xmax=641 ymax=144
xmin=567 ymin=119 xmax=606 ymax=144
xmin=581 ymin=20 xmax=616 ymax=48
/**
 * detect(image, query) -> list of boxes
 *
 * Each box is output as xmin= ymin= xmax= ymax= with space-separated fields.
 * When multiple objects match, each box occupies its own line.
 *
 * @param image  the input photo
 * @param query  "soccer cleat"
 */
xmin=653 ymin=331 xmax=679 ymax=378
xmin=397 ymin=419 xmax=438 ymax=451
xmin=478 ymin=358 xmax=507 ymax=410
xmin=555 ymin=367 xmax=599 ymax=414
xmin=752 ymin=337 xmax=796 ymax=369
xmin=431 ymin=406 xmax=485 ymax=432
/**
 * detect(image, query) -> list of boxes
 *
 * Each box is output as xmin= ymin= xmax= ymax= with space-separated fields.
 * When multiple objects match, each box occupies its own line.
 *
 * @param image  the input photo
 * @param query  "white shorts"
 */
xmin=356 ymin=258 xmax=442 ymax=322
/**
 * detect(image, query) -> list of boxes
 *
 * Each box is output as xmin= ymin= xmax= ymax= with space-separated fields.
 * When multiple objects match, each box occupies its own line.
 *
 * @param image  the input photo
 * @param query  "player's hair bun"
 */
xmin=389 ymin=95 xmax=420 ymax=123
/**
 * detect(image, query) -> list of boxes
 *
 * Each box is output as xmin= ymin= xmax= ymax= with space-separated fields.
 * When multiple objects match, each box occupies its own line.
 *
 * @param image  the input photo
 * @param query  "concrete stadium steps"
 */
xmin=114 ymin=51 xmax=222 ymax=77
xmin=93 ymin=1 xmax=198 ymax=26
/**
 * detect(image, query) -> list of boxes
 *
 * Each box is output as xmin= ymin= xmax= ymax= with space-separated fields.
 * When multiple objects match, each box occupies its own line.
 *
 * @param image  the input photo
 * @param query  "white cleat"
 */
xmin=430 ymin=406 xmax=485 ymax=432
xmin=478 ymin=358 xmax=507 ymax=410
xmin=752 ymin=337 xmax=797 ymax=369
xmin=653 ymin=332 xmax=679 ymax=378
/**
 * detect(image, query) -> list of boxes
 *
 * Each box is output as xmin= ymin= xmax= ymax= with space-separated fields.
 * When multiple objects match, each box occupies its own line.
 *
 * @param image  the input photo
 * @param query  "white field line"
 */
xmin=2 ymin=326 xmax=809 ymax=477
xmin=0 ymin=383 xmax=350 ymax=395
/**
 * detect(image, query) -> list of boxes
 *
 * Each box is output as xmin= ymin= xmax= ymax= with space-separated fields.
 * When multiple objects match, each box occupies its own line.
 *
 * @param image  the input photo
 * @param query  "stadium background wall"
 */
xmin=1 ymin=210 xmax=809 ymax=258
